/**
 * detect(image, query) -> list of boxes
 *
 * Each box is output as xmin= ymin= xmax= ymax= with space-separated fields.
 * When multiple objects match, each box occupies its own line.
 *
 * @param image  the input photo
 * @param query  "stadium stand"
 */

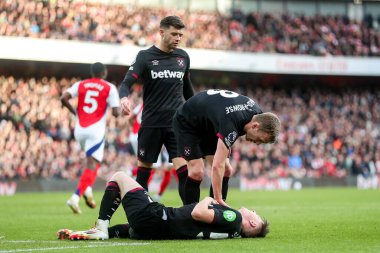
xmin=0 ymin=0 xmax=379 ymax=55
xmin=0 ymin=1 xmax=379 ymax=191
xmin=1 ymin=74 xmax=379 ymax=181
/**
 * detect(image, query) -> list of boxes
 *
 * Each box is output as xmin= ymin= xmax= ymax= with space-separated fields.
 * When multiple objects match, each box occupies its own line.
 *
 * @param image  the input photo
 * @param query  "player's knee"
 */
xmin=188 ymin=170 xmax=204 ymax=181
xmin=188 ymin=162 xmax=205 ymax=180
xmin=110 ymin=171 xmax=128 ymax=183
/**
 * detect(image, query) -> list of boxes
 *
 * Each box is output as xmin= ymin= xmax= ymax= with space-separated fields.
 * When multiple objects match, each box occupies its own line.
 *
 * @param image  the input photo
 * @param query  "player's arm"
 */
xmin=183 ymin=54 xmax=194 ymax=100
xmin=108 ymin=84 xmax=121 ymax=118
xmin=119 ymin=52 xmax=145 ymax=115
xmin=191 ymin=197 xmax=217 ymax=223
xmin=60 ymin=92 xmax=76 ymax=116
xmin=211 ymin=139 xmax=230 ymax=207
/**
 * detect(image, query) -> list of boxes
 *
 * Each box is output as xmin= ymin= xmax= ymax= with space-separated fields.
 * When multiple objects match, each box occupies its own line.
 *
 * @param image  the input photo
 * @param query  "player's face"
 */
xmin=239 ymin=207 xmax=264 ymax=237
xmin=161 ymin=26 xmax=184 ymax=50
xmin=245 ymin=127 xmax=271 ymax=145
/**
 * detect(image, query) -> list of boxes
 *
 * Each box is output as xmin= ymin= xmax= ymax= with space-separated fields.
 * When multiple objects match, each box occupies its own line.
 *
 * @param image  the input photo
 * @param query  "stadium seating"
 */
xmin=0 ymin=0 xmax=379 ymax=56
xmin=1 ymin=75 xmax=379 ymax=180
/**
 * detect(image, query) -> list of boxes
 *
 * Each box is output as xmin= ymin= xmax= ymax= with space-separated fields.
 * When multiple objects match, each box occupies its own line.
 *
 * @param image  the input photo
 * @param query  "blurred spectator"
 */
xmin=0 ymin=0 xmax=379 ymax=56
xmin=0 ymin=74 xmax=380 ymax=181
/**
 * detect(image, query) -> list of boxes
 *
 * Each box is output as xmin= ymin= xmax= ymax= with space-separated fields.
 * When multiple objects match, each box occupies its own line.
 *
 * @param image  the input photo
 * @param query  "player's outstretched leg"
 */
xmin=68 ymin=171 xmax=142 ymax=240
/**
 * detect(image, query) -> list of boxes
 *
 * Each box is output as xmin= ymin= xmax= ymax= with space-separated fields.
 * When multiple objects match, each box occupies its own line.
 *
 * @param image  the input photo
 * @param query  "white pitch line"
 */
xmin=0 ymin=242 xmax=150 ymax=253
xmin=0 ymin=241 xmax=63 ymax=244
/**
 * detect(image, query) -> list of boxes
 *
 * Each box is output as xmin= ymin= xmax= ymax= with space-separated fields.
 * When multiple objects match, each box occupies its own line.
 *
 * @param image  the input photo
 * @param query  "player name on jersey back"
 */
xmin=84 ymin=82 xmax=105 ymax=91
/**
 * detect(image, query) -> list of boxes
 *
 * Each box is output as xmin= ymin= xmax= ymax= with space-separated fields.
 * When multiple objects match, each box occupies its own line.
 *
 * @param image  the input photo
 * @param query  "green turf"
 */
xmin=0 ymin=188 xmax=379 ymax=253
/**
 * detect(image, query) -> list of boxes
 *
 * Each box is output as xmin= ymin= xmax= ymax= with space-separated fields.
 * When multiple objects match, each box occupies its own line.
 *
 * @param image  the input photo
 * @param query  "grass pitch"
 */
xmin=0 ymin=188 xmax=379 ymax=253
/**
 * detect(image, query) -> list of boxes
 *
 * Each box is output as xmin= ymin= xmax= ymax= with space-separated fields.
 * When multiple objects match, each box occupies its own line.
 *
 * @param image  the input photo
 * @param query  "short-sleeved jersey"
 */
xmin=123 ymin=46 xmax=191 ymax=127
xmin=165 ymin=203 xmax=242 ymax=239
xmin=66 ymin=78 xmax=119 ymax=128
xmin=129 ymin=202 xmax=242 ymax=240
xmin=176 ymin=89 xmax=262 ymax=149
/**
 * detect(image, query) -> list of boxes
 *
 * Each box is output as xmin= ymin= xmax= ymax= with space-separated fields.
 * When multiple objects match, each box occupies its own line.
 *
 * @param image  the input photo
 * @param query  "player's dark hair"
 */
xmin=91 ymin=62 xmax=107 ymax=77
xmin=160 ymin=16 xmax=185 ymax=29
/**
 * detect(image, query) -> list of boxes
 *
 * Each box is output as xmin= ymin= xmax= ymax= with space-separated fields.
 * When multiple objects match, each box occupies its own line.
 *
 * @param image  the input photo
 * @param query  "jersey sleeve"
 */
xmin=65 ymin=81 xmax=80 ymax=98
xmin=119 ymin=51 xmax=146 ymax=98
xmin=182 ymin=52 xmax=194 ymax=100
xmin=210 ymin=204 xmax=242 ymax=232
xmin=107 ymin=84 xmax=120 ymax=108
xmin=217 ymin=121 xmax=239 ymax=149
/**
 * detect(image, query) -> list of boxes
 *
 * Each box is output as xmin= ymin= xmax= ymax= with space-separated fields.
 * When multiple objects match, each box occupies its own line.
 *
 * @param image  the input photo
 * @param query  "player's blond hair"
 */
xmin=252 ymin=112 xmax=281 ymax=143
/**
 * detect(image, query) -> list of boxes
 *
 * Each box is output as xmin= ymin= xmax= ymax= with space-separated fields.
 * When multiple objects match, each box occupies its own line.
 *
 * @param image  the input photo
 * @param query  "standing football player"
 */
xmin=61 ymin=62 xmax=120 ymax=214
xmin=173 ymin=89 xmax=281 ymax=206
xmin=128 ymin=99 xmax=175 ymax=202
xmin=119 ymin=15 xmax=194 ymax=202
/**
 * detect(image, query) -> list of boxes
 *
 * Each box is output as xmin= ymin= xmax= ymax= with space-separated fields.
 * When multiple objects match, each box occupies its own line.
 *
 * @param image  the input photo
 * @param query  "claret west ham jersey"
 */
xmin=177 ymin=89 xmax=263 ymax=149
xmin=119 ymin=46 xmax=193 ymax=127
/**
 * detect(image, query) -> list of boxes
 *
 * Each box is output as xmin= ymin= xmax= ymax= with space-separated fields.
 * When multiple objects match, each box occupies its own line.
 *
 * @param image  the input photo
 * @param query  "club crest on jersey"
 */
xmin=177 ymin=57 xmax=184 ymax=67
xmin=223 ymin=210 xmax=237 ymax=222
xmin=224 ymin=131 xmax=237 ymax=147
xmin=152 ymin=60 xmax=159 ymax=66
xmin=184 ymin=146 xmax=191 ymax=156
xmin=139 ymin=148 xmax=145 ymax=157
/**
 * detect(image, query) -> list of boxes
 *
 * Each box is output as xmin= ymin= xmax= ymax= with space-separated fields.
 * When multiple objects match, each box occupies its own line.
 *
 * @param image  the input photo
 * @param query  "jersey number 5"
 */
xmin=207 ymin=89 xmax=238 ymax=98
xmin=83 ymin=90 xmax=99 ymax=113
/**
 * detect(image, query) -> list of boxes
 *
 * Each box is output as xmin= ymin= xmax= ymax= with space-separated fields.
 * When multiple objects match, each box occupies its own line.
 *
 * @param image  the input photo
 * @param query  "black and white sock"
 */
xmin=98 ymin=181 xmax=121 ymax=221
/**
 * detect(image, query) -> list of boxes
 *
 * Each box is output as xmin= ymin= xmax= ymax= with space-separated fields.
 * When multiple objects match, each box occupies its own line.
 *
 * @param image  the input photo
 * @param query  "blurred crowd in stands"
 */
xmin=1 ymin=74 xmax=379 ymax=181
xmin=1 ymin=0 xmax=380 ymax=56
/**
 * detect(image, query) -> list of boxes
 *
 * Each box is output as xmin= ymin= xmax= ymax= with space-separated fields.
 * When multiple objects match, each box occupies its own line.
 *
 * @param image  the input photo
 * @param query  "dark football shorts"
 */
xmin=137 ymin=127 xmax=178 ymax=163
xmin=122 ymin=188 xmax=168 ymax=239
xmin=172 ymin=111 xmax=218 ymax=161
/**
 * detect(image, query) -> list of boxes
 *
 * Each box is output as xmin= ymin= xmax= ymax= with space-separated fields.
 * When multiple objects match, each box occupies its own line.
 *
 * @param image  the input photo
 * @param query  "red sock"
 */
xmin=158 ymin=170 xmax=171 ymax=196
xmin=171 ymin=167 xmax=178 ymax=182
xmin=89 ymin=164 xmax=100 ymax=186
xmin=76 ymin=169 xmax=93 ymax=196
xmin=147 ymin=169 xmax=155 ymax=185
xmin=132 ymin=166 xmax=138 ymax=177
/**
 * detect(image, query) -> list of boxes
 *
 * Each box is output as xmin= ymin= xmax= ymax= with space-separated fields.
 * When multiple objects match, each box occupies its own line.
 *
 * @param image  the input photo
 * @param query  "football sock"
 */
xmin=176 ymin=165 xmax=188 ymax=204
xmin=108 ymin=223 xmax=130 ymax=239
xmin=158 ymin=170 xmax=171 ymax=196
xmin=98 ymin=181 xmax=121 ymax=221
xmin=171 ymin=167 xmax=178 ymax=182
xmin=89 ymin=163 xmax=100 ymax=186
xmin=132 ymin=166 xmax=138 ymax=177
xmin=209 ymin=177 xmax=230 ymax=201
xmin=75 ymin=168 xmax=93 ymax=196
xmin=136 ymin=167 xmax=152 ymax=191
xmin=222 ymin=177 xmax=230 ymax=201
xmin=147 ymin=169 xmax=155 ymax=186
xmin=184 ymin=176 xmax=201 ymax=204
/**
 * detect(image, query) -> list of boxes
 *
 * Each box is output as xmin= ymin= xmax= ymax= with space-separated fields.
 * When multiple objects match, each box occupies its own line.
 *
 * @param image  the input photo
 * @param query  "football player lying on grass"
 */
xmin=57 ymin=171 xmax=269 ymax=240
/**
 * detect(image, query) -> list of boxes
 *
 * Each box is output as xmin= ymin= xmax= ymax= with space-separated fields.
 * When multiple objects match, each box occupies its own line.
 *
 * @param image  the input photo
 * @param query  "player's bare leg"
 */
xmin=67 ymin=156 xmax=99 ymax=213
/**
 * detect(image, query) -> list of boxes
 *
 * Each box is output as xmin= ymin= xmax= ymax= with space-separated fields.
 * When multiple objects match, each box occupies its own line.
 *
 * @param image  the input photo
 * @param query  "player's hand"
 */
xmin=215 ymin=198 xmax=229 ymax=207
xmin=120 ymin=97 xmax=131 ymax=116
